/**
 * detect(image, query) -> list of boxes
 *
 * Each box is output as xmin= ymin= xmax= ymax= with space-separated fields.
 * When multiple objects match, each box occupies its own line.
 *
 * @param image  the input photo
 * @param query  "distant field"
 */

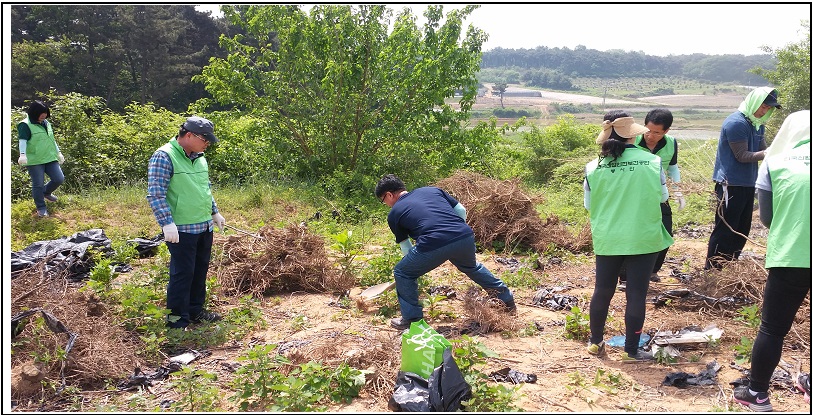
xmin=571 ymin=77 xmax=751 ymax=98
xmin=465 ymin=79 xmax=741 ymax=130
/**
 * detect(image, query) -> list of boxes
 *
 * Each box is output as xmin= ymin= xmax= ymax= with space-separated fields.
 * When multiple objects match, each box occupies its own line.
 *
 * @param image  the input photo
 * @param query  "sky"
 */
xmin=195 ymin=3 xmax=810 ymax=56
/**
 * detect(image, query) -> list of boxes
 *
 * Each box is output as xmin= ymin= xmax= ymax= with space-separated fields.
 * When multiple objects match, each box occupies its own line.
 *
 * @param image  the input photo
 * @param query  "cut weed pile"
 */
xmin=217 ymin=223 xmax=354 ymax=297
xmin=11 ymin=263 xmax=147 ymax=401
xmin=8 ymin=173 xmax=811 ymax=412
xmin=435 ymin=170 xmax=592 ymax=254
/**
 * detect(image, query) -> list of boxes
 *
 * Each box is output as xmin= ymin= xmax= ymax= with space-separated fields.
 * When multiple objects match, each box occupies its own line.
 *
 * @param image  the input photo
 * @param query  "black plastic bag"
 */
xmin=389 ymin=348 xmax=472 ymax=412
xmin=428 ymin=348 xmax=472 ymax=412
xmin=388 ymin=372 xmax=431 ymax=412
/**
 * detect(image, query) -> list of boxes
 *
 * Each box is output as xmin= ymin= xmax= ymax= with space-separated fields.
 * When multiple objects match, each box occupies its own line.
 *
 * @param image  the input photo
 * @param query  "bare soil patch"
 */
xmin=10 ymin=174 xmax=810 ymax=412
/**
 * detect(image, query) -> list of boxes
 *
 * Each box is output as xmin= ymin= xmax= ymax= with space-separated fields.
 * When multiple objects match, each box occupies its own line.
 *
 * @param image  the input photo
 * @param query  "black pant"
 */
xmin=590 ymin=253 xmax=658 ymax=354
xmin=653 ymin=201 xmax=673 ymax=273
xmin=748 ymin=267 xmax=811 ymax=392
xmin=705 ymin=184 xmax=754 ymax=270
xmin=166 ymin=231 xmax=213 ymax=328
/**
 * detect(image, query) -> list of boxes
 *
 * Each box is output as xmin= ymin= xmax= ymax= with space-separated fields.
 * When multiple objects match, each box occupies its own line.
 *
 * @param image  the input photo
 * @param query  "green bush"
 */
xmin=524 ymin=115 xmax=599 ymax=185
xmin=492 ymin=107 xmax=541 ymax=118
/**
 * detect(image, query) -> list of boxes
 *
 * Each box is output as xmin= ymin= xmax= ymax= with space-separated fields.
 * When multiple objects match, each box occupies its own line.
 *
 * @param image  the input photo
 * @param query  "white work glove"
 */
xmin=674 ymin=191 xmax=686 ymax=211
xmin=18 ymin=154 xmax=27 ymax=166
xmin=212 ymin=212 xmax=226 ymax=232
xmin=162 ymin=223 xmax=179 ymax=243
xmin=58 ymin=152 xmax=64 ymax=164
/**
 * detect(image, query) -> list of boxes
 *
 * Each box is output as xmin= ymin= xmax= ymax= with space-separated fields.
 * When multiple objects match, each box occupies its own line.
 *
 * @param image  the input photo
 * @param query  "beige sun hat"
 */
xmin=595 ymin=117 xmax=649 ymax=144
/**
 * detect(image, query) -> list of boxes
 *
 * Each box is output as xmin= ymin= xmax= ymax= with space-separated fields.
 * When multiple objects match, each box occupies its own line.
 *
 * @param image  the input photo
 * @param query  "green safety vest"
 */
xmin=635 ymin=134 xmax=676 ymax=172
xmin=765 ymin=140 xmax=811 ymax=268
xmin=585 ymin=147 xmax=674 ymax=255
xmin=21 ymin=117 xmax=59 ymax=165
xmin=160 ymin=139 xmax=213 ymax=226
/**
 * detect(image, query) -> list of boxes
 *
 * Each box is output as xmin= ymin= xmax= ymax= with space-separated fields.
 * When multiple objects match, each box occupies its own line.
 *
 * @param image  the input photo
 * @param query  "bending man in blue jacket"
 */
xmin=375 ymin=174 xmax=515 ymax=330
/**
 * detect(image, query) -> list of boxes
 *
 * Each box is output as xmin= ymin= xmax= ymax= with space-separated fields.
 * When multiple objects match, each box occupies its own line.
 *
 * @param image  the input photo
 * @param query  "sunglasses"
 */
xmin=191 ymin=132 xmax=210 ymax=145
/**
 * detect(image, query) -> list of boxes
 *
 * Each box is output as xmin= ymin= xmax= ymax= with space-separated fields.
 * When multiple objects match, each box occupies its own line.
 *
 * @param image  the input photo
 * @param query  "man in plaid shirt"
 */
xmin=147 ymin=116 xmax=226 ymax=329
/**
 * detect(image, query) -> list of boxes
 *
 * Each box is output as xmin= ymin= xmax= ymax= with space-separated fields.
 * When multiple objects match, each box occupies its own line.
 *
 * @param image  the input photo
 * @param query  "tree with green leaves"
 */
xmin=751 ymin=20 xmax=811 ymax=141
xmin=10 ymin=5 xmax=225 ymax=112
xmin=193 ymin=4 xmax=493 ymax=187
xmin=493 ymin=82 xmax=508 ymax=108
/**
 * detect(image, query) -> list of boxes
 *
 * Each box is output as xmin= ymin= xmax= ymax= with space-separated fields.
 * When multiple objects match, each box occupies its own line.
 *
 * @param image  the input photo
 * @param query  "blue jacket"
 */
xmin=712 ymin=111 xmax=765 ymax=186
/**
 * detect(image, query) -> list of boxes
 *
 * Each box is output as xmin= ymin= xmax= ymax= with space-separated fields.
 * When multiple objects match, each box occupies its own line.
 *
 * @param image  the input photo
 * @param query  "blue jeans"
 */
xmin=166 ymin=231 xmax=213 ymax=328
xmin=393 ymin=234 xmax=513 ymax=321
xmin=27 ymin=161 xmax=64 ymax=211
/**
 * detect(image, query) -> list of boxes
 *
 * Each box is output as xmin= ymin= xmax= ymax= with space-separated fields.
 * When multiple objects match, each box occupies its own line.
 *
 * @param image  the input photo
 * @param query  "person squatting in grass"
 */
xmin=584 ymin=111 xmax=674 ymax=362
xmin=147 ymin=116 xmax=226 ymax=329
xmin=705 ymin=87 xmax=781 ymax=270
xmin=731 ymin=110 xmax=811 ymax=412
xmin=374 ymin=174 xmax=516 ymax=331
xmin=617 ymin=108 xmax=685 ymax=283
xmin=17 ymin=100 xmax=65 ymax=218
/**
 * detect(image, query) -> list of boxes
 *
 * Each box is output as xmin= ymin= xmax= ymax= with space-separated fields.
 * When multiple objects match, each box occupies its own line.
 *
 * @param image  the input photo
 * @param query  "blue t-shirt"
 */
xmin=387 ymin=186 xmax=472 ymax=253
xmin=712 ymin=111 xmax=765 ymax=186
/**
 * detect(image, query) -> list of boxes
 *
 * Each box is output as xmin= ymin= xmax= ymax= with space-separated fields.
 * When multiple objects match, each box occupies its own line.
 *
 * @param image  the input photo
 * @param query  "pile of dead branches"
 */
xmin=435 ymin=171 xmax=591 ymax=254
xmin=216 ymin=224 xmax=354 ymax=298
xmin=11 ymin=262 xmax=144 ymax=401
xmin=675 ymin=258 xmax=809 ymax=354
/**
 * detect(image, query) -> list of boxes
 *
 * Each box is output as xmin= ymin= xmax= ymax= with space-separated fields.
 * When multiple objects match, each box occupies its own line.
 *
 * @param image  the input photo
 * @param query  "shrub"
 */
xmin=525 ymin=115 xmax=599 ymax=184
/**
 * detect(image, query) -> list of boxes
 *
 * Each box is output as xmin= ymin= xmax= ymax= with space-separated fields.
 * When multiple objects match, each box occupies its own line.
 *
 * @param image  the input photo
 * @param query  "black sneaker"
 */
xmin=191 ymin=310 xmax=222 ymax=323
xmin=649 ymin=273 xmax=661 ymax=282
xmin=503 ymin=298 xmax=517 ymax=314
xmin=36 ymin=209 xmax=49 ymax=217
xmin=390 ymin=317 xmax=421 ymax=330
xmin=733 ymin=385 xmax=773 ymax=412
xmin=44 ymin=193 xmax=58 ymax=202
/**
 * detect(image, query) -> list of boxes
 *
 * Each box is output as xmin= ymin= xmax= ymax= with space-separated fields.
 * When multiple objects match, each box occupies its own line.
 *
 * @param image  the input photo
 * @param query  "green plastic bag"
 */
xmin=400 ymin=319 xmax=451 ymax=379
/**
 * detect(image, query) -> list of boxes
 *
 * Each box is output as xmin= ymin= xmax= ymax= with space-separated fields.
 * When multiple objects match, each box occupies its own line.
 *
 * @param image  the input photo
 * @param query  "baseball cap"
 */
xmin=182 ymin=116 xmax=218 ymax=143
xmin=762 ymin=89 xmax=782 ymax=109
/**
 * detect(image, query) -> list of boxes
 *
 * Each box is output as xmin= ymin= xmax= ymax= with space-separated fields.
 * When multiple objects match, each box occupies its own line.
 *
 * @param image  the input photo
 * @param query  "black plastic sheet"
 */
xmin=662 ymin=360 xmax=721 ymax=388
xmin=489 ymin=367 xmax=538 ymax=384
xmin=653 ymin=288 xmax=754 ymax=309
xmin=126 ymin=233 xmax=164 ymax=258
xmin=532 ymin=286 xmax=578 ymax=311
xmin=11 ymin=228 xmax=112 ymax=280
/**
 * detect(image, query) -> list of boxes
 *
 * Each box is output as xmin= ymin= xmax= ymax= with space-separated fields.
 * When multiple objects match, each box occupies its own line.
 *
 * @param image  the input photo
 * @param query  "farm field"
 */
xmin=468 ymin=82 xmax=743 ymax=132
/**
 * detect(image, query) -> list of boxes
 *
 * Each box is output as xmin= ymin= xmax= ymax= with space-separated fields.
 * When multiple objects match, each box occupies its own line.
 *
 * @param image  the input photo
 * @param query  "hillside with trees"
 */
xmin=480 ymin=46 xmax=774 ymax=87
xmin=11 ymin=4 xmax=781 ymax=113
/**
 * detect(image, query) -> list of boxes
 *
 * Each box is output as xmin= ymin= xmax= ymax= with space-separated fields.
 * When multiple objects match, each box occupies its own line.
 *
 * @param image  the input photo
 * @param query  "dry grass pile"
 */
xmin=217 ymin=224 xmax=354 ymax=298
xmin=459 ymin=286 xmax=522 ymax=334
xmin=435 ymin=171 xmax=591 ymax=254
xmin=11 ymin=263 xmax=144 ymax=400
xmin=689 ymin=259 xmax=810 ymax=349
xmin=284 ymin=331 xmax=400 ymax=399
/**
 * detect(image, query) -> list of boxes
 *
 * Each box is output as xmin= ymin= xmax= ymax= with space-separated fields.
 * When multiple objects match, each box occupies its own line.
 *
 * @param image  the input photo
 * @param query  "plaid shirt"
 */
xmin=147 ymin=149 xmax=218 ymax=234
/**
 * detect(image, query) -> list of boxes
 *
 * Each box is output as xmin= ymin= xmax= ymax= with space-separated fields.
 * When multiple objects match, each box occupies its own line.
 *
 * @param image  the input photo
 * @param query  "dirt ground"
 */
xmin=166 ymin=225 xmax=809 ymax=413
xmin=10 ymin=89 xmax=807 ymax=413
xmin=11 ymin=221 xmax=809 ymax=412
